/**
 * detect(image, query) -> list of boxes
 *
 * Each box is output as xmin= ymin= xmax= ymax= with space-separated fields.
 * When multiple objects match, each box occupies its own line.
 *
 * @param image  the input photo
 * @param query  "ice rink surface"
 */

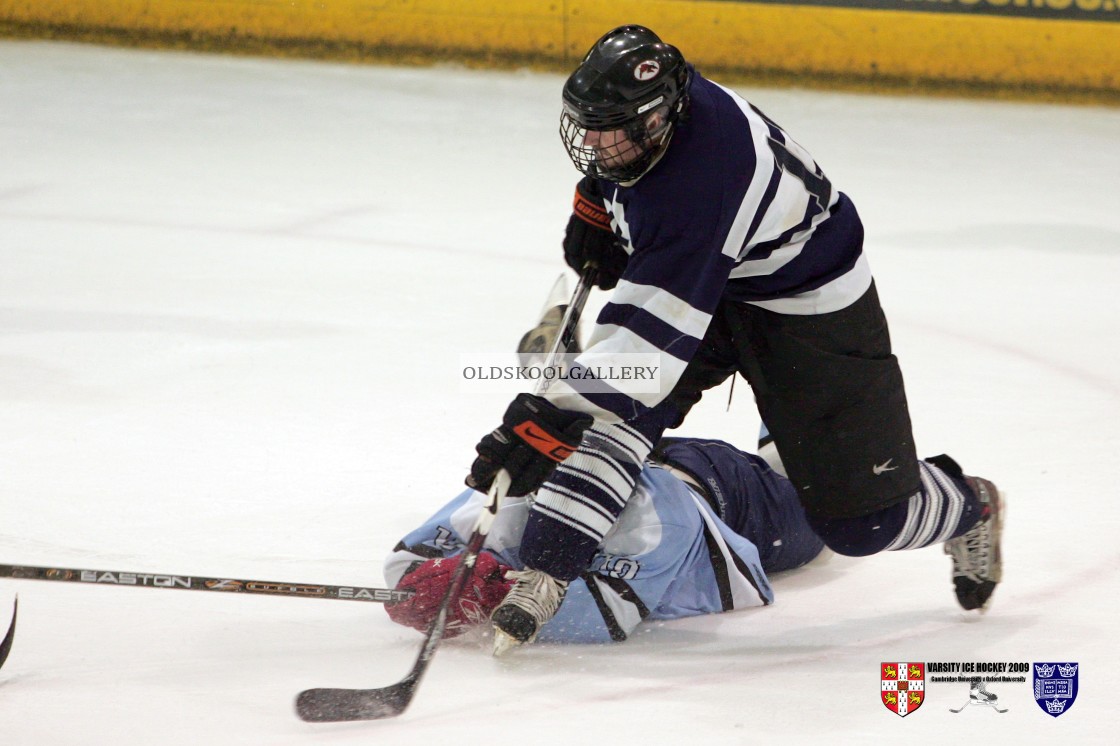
xmin=1 ymin=40 xmax=1118 ymax=744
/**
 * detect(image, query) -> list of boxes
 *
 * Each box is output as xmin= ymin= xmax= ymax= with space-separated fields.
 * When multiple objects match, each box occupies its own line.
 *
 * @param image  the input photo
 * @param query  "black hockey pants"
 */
xmin=659 ymin=281 xmax=921 ymax=521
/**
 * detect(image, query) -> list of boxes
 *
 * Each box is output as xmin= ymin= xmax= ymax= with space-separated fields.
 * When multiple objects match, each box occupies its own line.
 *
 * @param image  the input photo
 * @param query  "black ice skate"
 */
xmin=944 ymin=475 xmax=1004 ymax=611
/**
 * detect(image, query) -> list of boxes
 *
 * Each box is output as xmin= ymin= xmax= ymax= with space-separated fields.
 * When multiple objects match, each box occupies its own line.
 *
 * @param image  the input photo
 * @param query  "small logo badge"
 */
xmin=873 ymin=459 xmax=898 ymax=475
xmin=205 ymin=579 xmax=242 ymax=591
xmin=1033 ymin=662 xmax=1078 ymax=717
xmin=513 ymin=421 xmax=573 ymax=461
xmin=634 ymin=60 xmax=660 ymax=81
xmin=882 ymin=662 xmax=925 ymax=717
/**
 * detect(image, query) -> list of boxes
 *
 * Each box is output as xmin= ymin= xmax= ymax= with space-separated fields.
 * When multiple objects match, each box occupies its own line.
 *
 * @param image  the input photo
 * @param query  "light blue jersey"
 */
xmin=385 ymin=447 xmax=814 ymax=644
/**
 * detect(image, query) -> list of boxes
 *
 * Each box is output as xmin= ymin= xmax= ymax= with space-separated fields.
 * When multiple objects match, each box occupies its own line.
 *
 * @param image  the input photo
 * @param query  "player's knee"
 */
xmin=808 ymin=505 xmax=907 ymax=557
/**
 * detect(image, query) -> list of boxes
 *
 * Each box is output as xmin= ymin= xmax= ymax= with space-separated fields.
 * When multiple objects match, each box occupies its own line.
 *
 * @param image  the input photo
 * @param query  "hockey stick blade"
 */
xmin=296 ymin=677 xmax=417 ymax=722
xmin=294 ymin=529 xmax=485 ymax=722
xmin=0 ymin=597 xmax=17 ymax=671
xmin=295 ymin=473 xmax=510 ymax=722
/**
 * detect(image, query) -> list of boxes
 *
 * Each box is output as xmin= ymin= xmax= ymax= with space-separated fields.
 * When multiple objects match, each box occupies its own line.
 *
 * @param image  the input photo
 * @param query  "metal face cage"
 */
xmin=560 ymin=105 xmax=669 ymax=183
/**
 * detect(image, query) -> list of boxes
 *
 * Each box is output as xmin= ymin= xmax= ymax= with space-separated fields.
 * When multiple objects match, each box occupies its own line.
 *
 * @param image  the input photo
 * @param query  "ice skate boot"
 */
xmin=944 ymin=476 xmax=1004 ymax=611
xmin=972 ymin=682 xmax=997 ymax=704
xmin=490 ymin=568 xmax=568 ymax=656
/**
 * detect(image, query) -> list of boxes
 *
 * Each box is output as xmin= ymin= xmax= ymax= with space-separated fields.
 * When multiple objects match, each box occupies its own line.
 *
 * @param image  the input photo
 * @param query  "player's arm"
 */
xmin=534 ymin=479 xmax=710 ymax=644
xmin=382 ymin=489 xmax=518 ymax=638
xmin=382 ymin=488 xmax=478 ymax=588
xmin=545 ymin=228 xmax=738 ymax=424
xmin=535 ymin=473 xmax=779 ymax=644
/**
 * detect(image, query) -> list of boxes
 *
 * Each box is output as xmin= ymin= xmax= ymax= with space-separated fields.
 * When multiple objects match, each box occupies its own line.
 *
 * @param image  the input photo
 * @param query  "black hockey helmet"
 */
xmin=561 ymin=25 xmax=692 ymax=182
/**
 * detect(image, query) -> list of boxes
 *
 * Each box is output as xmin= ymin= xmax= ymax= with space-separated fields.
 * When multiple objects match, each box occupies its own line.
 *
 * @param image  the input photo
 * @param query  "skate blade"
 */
xmin=491 ymin=628 xmax=525 ymax=657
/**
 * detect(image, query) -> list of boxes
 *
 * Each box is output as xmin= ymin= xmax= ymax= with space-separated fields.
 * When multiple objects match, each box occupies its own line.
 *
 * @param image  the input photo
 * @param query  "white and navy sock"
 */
xmin=883 ymin=459 xmax=981 ymax=551
xmin=520 ymin=421 xmax=654 ymax=581
xmin=808 ymin=456 xmax=982 ymax=556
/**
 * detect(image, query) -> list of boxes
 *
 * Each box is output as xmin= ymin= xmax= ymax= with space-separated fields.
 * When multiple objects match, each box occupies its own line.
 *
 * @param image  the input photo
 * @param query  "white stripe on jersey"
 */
xmin=744 ymin=252 xmax=872 ymax=315
xmin=728 ymin=242 xmax=805 ymax=279
xmin=712 ymin=82 xmax=839 ymax=259
xmin=547 ymin=326 xmax=690 ymax=420
xmin=554 ymin=459 xmax=631 ymax=509
xmin=710 ymin=83 xmax=778 ymax=260
xmin=687 ymin=491 xmax=771 ymax=606
xmin=712 ymin=80 xmax=842 ymax=278
xmin=546 ymin=282 xmax=705 ymax=420
xmin=600 ymin=279 xmax=714 ymax=342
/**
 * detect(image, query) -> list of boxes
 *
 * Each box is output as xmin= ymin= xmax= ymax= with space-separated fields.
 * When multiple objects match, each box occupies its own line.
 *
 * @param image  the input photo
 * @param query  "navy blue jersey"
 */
xmin=653 ymin=437 xmax=824 ymax=574
xmin=546 ymin=72 xmax=870 ymax=423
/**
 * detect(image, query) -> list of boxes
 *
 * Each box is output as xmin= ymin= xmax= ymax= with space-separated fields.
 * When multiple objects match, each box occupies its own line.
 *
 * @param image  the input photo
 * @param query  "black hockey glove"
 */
xmin=563 ymin=176 xmax=629 ymax=290
xmin=467 ymin=393 xmax=593 ymax=497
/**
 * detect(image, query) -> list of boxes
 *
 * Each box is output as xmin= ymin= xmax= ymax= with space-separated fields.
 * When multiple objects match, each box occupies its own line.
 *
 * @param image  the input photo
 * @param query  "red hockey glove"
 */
xmin=467 ymin=393 xmax=593 ymax=497
xmin=563 ymin=177 xmax=629 ymax=290
xmin=385 ymin=552 xmax=514 ymax=638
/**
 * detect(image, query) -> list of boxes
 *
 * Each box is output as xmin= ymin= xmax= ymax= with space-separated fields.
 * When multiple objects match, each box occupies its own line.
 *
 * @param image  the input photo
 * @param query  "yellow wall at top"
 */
xmin=2 ymin=0 xmax=1118 ymax=94
xmin=568 ymin=1 xmax=1119 ymax=91
xmin=0 ymin=1 xmax=565 ymax=56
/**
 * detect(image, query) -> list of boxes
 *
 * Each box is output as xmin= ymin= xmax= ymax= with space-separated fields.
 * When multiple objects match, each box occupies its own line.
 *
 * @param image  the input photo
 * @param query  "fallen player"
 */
xmin=383 ymin=435 xmax=826 ymax=650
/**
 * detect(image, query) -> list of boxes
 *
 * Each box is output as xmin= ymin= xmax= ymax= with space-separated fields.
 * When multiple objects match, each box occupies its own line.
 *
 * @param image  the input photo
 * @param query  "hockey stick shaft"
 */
xmin=0 ymin=598 xmax=16 ymax=671
xmin=556 ymin=269 xmax=593 ymax=361
xmin=296 ymin=267 xmax=595 ymax=722
xmin=0 ymin=563 xmax=412 ymax=603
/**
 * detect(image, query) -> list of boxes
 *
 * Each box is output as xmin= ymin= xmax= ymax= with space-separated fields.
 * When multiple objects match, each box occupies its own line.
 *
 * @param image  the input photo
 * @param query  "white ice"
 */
xmin=1 ymin=40 xmax=1118 ymax=744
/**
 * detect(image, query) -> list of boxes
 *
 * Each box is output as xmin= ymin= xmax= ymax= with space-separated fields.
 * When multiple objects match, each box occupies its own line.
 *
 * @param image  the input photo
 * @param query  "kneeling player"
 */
xmin=383 ymin=436 xmax=825 ymax=652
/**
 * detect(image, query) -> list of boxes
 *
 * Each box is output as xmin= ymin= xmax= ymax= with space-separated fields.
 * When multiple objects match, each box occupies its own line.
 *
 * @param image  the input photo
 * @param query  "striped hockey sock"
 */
xmin=884 ymin=459 xmax=982 ymax=551
xmin=519 ymin=421 xmax=654 ymax=581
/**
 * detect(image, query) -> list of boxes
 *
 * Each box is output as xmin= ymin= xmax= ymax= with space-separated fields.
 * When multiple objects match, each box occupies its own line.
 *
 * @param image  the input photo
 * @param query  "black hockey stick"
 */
xmin=0 ymin=563 xmax=412 ymax=603
xmin=0 ymin=598 xmax=16 ymax=671
xmin=295 ymin=267 xmax=595 ymax=723
xmin=296 ymin=474 xmax=508 ymax=722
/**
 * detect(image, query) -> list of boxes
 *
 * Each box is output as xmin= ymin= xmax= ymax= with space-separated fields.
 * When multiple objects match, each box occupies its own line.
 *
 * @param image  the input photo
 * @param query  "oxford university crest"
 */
xmin=1033 ymin=662 xmax=1078 ymax=717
